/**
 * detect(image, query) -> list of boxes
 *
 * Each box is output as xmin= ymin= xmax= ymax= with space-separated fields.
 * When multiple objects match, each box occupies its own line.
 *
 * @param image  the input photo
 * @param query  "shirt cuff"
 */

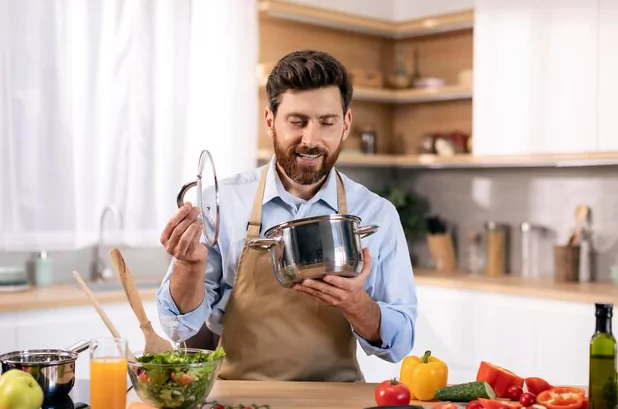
xmin=156 ymin=280 xmax=208 ymax=343
xmin=354 ymin=302 xmax=405 ymax=358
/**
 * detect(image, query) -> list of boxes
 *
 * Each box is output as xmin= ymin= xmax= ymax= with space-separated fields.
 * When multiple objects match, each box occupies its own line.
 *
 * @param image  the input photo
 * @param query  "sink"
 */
xmin=78 ymin=280 xmax=162 ymax=292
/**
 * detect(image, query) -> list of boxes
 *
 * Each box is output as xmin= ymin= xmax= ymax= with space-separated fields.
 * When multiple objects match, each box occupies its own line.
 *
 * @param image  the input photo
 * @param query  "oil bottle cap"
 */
xmin=595 ymin=303 xmax=613 ymax=317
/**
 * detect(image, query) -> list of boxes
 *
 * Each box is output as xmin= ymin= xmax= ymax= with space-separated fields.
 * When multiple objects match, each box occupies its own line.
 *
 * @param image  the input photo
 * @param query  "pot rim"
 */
xmin=0 ymin=349 xmax=78 ymax=366
xmin=264 ymin=214 xmax=362 ymax=238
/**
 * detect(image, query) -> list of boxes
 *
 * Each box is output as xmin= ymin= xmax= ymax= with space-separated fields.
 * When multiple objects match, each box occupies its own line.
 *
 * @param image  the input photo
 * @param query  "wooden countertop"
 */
xmin=414 ymin=269 xmax=618 ymax=305
xmin=2 ymin=270 xmax=616 ymax=314
xmin=0 ymin=280 xmax=158 ymax=313
xmin=126 ymin=380 xmax=437 ymax=409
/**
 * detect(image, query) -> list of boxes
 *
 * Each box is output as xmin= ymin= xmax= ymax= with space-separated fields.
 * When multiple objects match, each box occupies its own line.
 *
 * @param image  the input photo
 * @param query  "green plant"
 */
xmin=377 ymin=185 xmax=430 ymax=239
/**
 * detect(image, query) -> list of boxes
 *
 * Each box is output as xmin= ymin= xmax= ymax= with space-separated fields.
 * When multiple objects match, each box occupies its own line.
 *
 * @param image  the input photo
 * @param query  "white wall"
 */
xmin=278 ymin=0 xmax=474 ymax=21
xmin=393 ymin=0 xmax=474 ymax=21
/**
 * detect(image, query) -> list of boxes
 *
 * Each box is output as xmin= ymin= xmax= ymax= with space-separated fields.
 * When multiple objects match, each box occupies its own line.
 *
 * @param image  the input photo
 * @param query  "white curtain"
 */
xmin=0 ymin=0 xmax=259 ymax=251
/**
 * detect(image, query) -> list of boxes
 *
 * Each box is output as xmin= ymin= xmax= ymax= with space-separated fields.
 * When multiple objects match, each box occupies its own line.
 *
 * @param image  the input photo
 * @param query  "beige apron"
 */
xmin=217 ymin=163 xmax=364 ymax=382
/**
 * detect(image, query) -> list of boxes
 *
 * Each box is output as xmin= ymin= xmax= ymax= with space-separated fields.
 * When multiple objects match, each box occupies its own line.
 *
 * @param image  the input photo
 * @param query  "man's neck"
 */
xmin=275 ymin=163 xmax=326 ymax=201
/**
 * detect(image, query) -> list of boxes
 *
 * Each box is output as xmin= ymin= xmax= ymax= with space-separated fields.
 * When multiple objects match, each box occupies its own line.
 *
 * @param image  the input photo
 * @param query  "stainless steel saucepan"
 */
xmin=248 ymin=214 xmax=379 ymax=287
xmin=0 ymin=339 xmax=90 ymax=399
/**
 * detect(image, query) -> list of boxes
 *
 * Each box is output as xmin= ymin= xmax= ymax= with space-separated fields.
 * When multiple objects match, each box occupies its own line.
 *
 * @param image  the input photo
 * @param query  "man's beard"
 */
xmin=273 ymin=128 xmax=343 ymax=185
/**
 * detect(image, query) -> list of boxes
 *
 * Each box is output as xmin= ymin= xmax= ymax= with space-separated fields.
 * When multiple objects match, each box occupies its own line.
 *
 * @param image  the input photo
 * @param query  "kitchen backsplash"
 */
xmin=0 ymin=246 xmax=172 ymax=284
xmin=391 ymin=165 xmax=618 ymax=281
xmin=1 ymin=165 xmax=616 ymax=284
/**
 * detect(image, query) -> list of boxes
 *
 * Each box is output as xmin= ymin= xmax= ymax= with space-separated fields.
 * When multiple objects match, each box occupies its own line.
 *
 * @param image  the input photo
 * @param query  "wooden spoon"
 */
xmin=109 ymin=248 xmax=174 ymax=354
xmin=72 ymin=270 xmax=137 ymax=361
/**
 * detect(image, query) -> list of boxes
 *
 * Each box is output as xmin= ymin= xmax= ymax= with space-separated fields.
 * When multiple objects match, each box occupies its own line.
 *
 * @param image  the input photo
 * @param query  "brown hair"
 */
xmin=265 ymin=50 xmax=353 ymax=117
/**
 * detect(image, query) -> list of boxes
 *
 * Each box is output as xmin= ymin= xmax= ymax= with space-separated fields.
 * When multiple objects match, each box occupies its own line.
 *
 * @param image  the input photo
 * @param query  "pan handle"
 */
xmin=66 ymin=339 xmax=91 ymax=354
xmin=357 ymin=225 xmax=380 ymax=238
xmin=248 ymin=237 xmax=280 ymax=250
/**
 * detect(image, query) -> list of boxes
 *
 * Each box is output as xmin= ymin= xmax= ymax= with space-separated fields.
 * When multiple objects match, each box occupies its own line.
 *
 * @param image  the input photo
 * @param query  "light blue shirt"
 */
xmin=156 ymin=156 xmax=418 ymax=363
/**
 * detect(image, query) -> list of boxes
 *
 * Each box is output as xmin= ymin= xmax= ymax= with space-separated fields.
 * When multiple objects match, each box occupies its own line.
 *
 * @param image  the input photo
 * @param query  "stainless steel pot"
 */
xmin=0 ymin=339 xmax=90 ymax=399
xmin=248 ymin=214 xmax=379 ymax=287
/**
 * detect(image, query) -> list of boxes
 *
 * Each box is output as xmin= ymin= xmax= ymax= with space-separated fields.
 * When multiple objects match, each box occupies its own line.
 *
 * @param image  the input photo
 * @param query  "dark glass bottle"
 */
xmin=589 ymin=303 xmax=617 ymax=409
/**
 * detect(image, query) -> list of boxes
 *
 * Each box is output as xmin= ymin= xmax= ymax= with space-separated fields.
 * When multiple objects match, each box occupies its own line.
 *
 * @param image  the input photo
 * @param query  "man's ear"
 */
xmin=265 ymin=108 xmax=275 ymax=139
xmin=342 ymin=109 xmax=352 ymax=141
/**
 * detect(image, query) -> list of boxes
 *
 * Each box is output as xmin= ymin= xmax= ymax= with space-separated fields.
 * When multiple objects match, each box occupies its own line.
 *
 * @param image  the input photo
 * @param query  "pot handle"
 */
xmin=66 ymin=339 xmax=91 ymax=354
xmin=357 ymin=225 xmax=380 ymax=238
xmin=248 ymin=237 xmax=280 ymax=250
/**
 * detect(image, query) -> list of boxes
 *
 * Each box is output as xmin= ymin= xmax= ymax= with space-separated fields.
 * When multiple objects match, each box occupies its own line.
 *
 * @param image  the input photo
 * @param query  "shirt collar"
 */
xmin=262 ymin=156 xmax=339 ymax=212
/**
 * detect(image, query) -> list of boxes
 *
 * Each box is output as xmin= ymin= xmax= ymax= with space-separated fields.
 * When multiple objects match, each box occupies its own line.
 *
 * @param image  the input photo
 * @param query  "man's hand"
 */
xmin=292 ymin=248 xmax=382 ymax=345
xmin=160 ymin=203 xmax=207 ymax=264
xmin=160 ymin=203 xmax=208 ymax=314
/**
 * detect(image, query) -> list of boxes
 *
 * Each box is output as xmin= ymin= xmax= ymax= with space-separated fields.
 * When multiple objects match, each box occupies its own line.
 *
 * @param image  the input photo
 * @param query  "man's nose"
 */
xmin=300 ymin=121 xmax=319 ymax=146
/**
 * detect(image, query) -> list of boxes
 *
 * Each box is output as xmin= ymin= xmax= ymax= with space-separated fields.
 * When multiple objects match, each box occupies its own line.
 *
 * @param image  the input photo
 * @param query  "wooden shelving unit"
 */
xmin=258 ymin=0 xmax=474 ymax=39
xmin=257 ymin=149 xmax=618 ymax=169
xmin=258 ymin=77 xmax=472 ymax=104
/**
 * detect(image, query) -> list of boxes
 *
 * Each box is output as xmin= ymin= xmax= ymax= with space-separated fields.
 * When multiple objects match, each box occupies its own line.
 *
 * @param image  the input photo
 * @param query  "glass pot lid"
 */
xmin=176 ymin=150 xmax=220 ymax=247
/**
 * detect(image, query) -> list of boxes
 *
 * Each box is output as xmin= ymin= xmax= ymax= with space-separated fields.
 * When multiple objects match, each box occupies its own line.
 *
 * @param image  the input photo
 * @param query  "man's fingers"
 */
xmin=183 ymin=221 xmax=205 ymax=259
xmin=165 ymin=207 xmax=200 ymax=250
xmin=175 ymin=221 xmax=202 ymax=259
xmin=160 ymin=203 xmax=194 ymax=245
xmin=300 ymin=278 xmax=346 ymax=300
xmin=293 ymin=285 xmax=337 ymax=305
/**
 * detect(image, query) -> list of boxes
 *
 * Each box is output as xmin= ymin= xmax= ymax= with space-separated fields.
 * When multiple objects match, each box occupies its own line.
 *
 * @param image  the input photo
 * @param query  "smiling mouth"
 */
xmin=296 ymin=153 xmax=322 ymax=159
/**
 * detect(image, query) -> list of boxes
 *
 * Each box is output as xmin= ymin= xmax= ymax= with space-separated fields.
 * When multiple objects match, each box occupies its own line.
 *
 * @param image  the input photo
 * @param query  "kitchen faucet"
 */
xmin=91 ymin=205 xmax=124 ymax=282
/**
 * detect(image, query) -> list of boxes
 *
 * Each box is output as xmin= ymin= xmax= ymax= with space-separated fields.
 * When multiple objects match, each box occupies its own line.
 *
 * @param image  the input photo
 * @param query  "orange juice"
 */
xmin=90 ymin=357 xmax=127 ymax=409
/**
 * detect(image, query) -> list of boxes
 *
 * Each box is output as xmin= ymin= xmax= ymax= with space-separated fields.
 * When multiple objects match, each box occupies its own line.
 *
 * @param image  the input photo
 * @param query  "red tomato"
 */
xmin=374 ymin=379 xmax=411 ymax=406
xmin=508 ymin=385 xmax=524 ymax=400
xmin=525 ymin=377 xmax=554 ymax=395
xmin=478 ymin=398 xmax=523 ymax=409
xmin=477 ymin=362 xmax=525 ymax=399
xmin=466 ymin=400 xmax=484 ymax=409
xmin=520 ymin=392 xmax=536 ymax=407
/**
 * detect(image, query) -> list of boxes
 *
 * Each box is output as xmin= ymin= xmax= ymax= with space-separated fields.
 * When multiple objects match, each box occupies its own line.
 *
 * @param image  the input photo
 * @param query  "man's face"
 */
xmin=266 ymin=86 xmax=351 ymax=185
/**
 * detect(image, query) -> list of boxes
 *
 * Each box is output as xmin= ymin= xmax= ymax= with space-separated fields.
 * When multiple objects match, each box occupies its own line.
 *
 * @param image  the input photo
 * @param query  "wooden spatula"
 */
xmin=72 ymin=270 xmax=137 ymax=362
xmin=109 ymin=248 xmax=174 ymax=354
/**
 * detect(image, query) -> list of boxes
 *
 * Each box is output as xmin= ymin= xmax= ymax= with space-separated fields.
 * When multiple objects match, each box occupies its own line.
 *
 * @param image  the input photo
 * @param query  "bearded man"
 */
xmin=156 ymin=49 xmax=418 ymax=382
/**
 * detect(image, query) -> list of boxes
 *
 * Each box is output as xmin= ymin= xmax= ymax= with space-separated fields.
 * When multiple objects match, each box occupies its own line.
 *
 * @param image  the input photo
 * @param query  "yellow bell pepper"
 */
xmin=399 ymin=350 xmax=448 ymax=401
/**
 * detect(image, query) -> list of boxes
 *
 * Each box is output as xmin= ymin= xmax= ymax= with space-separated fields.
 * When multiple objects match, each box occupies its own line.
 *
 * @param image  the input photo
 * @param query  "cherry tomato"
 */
xmin=374 ymin=379 xmax=411 ymax=406
xmin=520 ymin=392 xmax=536 ymax=407
xmin=466 ymin=400 xmax=484 ymax=409
xmin=508 ymin=385 xmax=524 ymax=401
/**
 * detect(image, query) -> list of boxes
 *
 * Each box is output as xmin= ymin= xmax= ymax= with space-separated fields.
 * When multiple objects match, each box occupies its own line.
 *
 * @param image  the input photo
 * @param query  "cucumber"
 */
xmin=434 ymin=381 xmax=496 ymax=402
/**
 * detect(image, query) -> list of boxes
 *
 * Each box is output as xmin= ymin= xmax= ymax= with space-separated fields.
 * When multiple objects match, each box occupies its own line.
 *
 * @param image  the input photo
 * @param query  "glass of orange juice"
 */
xmin=89 ymin=337 xmax=128 ymax=409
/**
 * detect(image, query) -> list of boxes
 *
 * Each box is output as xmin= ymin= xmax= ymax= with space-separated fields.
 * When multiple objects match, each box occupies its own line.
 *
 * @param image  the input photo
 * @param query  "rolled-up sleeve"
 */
xmin=156 ymin=244 xmax=223 ymax=343
xmin=355 ymin=203 xmax=418 ymax=363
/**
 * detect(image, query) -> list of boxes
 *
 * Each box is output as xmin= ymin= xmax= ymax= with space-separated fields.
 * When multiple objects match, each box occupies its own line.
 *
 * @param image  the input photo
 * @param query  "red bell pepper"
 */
xmin=476 ymin=361 xmax=525 ymax=399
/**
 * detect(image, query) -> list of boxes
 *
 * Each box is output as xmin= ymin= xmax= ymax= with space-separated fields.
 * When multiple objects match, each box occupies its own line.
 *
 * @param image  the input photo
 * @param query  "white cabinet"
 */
xmin=357 ymin=284 xmax=603 ymax=386
xmin=473 ymin=0 xmax=600 ymax=156
xmin=598 ymin=0 xmax=618 ymax=151
xmin=9 ymin=301 xmax=170 ymax=379
xmin=0 ymin=312 xmax=17 ymax=355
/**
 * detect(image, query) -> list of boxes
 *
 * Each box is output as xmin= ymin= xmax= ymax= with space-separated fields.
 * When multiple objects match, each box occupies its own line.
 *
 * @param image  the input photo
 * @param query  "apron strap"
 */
xmin=335 ymin=170 xmax=348 ymax=215
xmin=247 ymin=162 xmax=270 ymax=238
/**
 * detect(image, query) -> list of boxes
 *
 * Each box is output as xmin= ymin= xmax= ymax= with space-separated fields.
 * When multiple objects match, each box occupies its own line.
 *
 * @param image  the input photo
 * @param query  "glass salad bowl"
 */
xmin=128 ymin=347 xmax=225 ymax=409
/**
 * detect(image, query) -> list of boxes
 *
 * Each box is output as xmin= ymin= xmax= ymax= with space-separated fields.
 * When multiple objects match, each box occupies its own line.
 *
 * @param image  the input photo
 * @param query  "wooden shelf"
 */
xmin=415 ymin=270 xmax=618 ymax=306
xmin=258 ymin=0 xmax=474 ymax=39
xmin=258 ymin=77 xmax=472 ymax=104
xmin=257 ymin=150 xmax=618 ymax=169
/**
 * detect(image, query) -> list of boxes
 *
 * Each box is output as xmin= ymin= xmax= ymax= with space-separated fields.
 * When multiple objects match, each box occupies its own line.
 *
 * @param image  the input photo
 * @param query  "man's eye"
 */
xmin=321 ymin=122 xmax=334 ymax=126
xmin=290 ymin=121 xmax=305 ymax=126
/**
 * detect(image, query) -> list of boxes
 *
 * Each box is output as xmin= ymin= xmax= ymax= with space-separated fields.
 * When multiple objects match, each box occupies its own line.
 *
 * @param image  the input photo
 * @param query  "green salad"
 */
xmin=132 ymin=347 xmax=226 ymax=409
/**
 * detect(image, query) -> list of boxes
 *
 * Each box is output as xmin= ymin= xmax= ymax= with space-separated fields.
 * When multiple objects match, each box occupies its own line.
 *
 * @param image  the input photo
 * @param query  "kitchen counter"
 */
xmin=0 ymin=278 xmax=160 ymax=313
xmin=414 ymin=269 xmax=618 ymax=305
xmin=2 ymin=269 xmax=617 ymax=313
xmin=127 ymin=380 xmax=435 ymax=408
